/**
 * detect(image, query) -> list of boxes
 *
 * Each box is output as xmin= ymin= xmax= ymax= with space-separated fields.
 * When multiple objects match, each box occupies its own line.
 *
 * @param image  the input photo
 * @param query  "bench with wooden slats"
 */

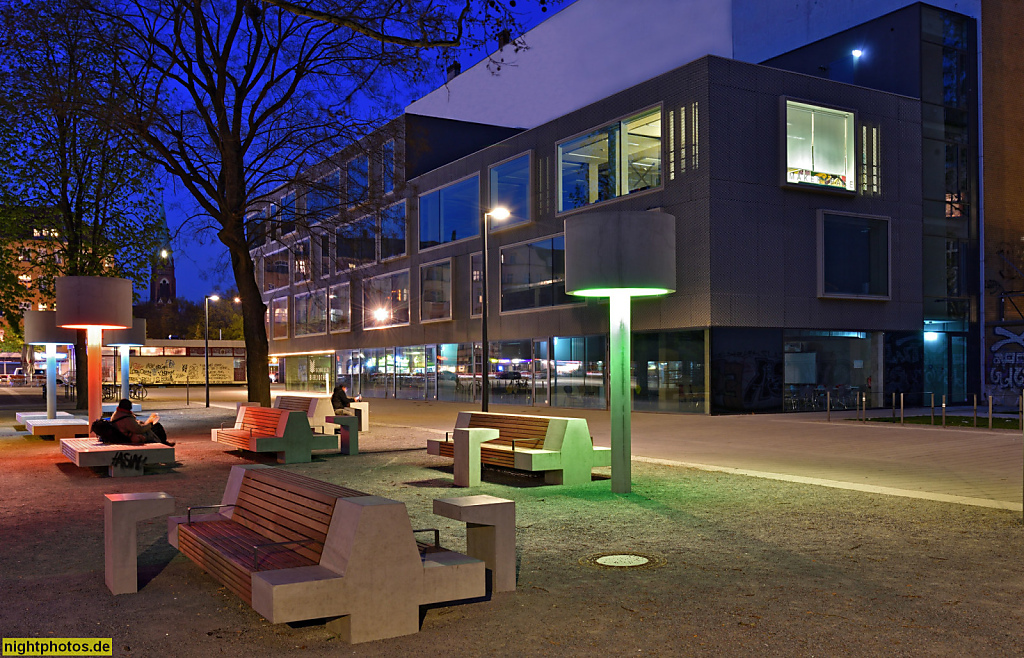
xmin=427 ymin=411 xmax=611 ymax=485
xmin=169 ymin=465 xmax=486 ymax=644
xmin=176 ymin=467 xmax=368 ymax=605
xmin=273 ymin=395 xmax=348 ymax=436
xmin=212 ymin=405 xmax=337 ymax=464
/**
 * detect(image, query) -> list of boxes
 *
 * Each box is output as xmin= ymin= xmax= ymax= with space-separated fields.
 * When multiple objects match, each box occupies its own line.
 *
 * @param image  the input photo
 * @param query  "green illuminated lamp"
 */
xmin=564 ymin=211 xmax=676 ymax=494
xmin=24 ymin=310 xmax=77 ymax=420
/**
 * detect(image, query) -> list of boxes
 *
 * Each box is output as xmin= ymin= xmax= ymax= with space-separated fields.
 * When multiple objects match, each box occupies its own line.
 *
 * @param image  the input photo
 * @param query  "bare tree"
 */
xmin=106 ymin=0 xmax=542 ymax=405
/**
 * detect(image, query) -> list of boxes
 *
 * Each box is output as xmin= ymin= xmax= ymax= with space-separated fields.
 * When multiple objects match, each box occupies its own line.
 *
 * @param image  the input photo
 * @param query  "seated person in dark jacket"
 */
xmin=111 ymin=398 xmax=174 ymax=446
xmin=331 ymin=384 xmax=361 ymax=416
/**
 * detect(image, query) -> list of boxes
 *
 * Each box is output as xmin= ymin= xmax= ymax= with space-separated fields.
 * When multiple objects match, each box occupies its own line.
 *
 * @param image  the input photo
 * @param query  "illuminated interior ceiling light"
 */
xmin=852 ymin=49 xmax=863 ymax=58
xmin=924 ymin=332 xmax=940 ymax=342
xmin=373 ymin=308 xmax=390 ymax=323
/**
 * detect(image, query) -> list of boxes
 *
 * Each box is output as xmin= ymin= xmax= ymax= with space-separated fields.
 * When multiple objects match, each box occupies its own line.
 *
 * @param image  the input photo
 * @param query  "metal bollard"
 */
xmin=942 ymin=395 xmax=946 ymax=428
xmin=930 ymin=392 xmax=935 ymax=425
xmin=900 ymin=393 xmax=905 ymax=425
xmin=974 ymin=394 xmax=978 ymax=428
xmin=892 ymin=392 xmax=896 ymax=419
xmin=826 ymin=390 xmax=830 ymax=423
xmin=989 ymin=396 xmax=993 ymax=430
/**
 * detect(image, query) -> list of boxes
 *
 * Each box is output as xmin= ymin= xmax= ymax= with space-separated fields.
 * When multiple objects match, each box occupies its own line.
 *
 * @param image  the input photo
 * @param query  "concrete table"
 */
xmin=350 ymin=402 xmax=370 ymax=432
xmin=15 ymin=411 xmax=73 ymax=424
xmin=325 ymin=416 xmax=359 ymax=455
xmin=452 ymin=428 xmax=499 ymax=487
xmin=62 ymin=438 xmax=175 ymax=477
xmin=104 ymin=492 xmax=175 ymax=594
xmin=433 ymin=495 xmax=516 ymax=592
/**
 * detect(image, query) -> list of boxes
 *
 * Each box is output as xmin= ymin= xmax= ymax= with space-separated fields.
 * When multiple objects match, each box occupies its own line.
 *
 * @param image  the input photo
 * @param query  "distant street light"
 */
xmin=481 ymin=206 xmax=510 ymax=412
xmin=205 ymin=294 xmax=220 ymax=408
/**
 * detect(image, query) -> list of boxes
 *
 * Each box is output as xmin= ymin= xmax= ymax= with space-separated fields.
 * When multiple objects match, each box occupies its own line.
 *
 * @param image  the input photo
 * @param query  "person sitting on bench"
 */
xmin=111 ymin=398 xmax=174 ymax=446
xmin=331 ymin=383 xmax=361 ymax=416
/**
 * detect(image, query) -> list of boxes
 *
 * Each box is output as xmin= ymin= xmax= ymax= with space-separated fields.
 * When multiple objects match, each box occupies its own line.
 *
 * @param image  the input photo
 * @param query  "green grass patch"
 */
xmin=863 ymin=415 xmax=1021 ymax=430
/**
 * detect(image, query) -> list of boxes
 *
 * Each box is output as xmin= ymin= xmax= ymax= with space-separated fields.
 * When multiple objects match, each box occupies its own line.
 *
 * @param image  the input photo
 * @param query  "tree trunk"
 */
xmin=229 ymin=240 xmax=271 ymax=406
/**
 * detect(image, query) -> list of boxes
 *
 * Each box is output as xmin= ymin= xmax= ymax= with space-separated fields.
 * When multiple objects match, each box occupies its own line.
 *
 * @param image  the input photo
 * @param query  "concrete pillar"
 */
xmin=104 ymin=492 xmax=175 ymax=594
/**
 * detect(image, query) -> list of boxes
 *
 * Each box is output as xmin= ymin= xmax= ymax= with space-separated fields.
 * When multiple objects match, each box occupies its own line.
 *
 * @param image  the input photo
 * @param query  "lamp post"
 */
xmin=480 ymin=206 xmax=510 ymax=412
xmin=564 ymin=211 xmax=676 ymax=493
xmin=205 ymin=294 xmax=219 ymax=408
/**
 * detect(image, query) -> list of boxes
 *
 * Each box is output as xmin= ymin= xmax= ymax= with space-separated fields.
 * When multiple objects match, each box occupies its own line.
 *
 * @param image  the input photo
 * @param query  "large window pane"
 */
xmin=820 ymin=212 xmax=889 ymax=297
xmin=293 ymin=239 xmax=310 ymax=284
xmin=381 ymin=201 xmax=406 ymax=260
xmin=557 ymin=107 xmax=661 ymax=212
xmin=281 ymin=192 xmax=296 ymax=234
xmin=489 ymin=154 xmax=530 ymax=228
xmin=329 ymin=283 xmax=350 ymax=333
xmin=263 ymin=248 xmax=289 ymax=291
xmin=336 ymin=216 xmax=375 ymax=271
xmin=271 ymin=297 xmax=289 ymax=339
xmin=363 ymin=271 xmax=410 ymax=328
xmin=471 ymin=252 xmax=483 ymax=316
xmin=625 ymin=111 xmax=661 ymax=193
xmin=307 ymin=171 xmax=340 ymax=222
xmin=421 ymin=260 xmax=451 ymax=321
xmin=294 ymin=289 xmax=327 ymax=336
xmin=419 ymin=176 xmax=480 ymax=249
xmin=501 ymin=236 xmax=570 ymax=312
xmin=381 ymin=140 xmax=395 ymax=194
xmin=785 ymin=101 xmax=855 ymax=191
xmin=348 ymin=154 xmax=368 ymax=205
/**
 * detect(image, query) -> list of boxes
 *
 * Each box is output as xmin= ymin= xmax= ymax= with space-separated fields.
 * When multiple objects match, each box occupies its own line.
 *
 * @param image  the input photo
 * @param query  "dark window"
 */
xmin=820 ymin=212 xmax=889 ymax=298
xmin=336 ymin=216 xmax=375 ymax=270
xmin=500 ymin=236 xmax=571 ymax=311
xmin=419 ymin=176 xmax=479 ymax=249
xmin=380 ymin=202 xmax=406 ymax=260
xmin=348 ymin=155 xmax=369 ymax=206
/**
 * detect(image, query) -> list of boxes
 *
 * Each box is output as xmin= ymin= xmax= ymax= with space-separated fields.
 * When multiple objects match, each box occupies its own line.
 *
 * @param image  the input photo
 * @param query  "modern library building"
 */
xmin=254 ymin=1 xmax=1009 ymax=414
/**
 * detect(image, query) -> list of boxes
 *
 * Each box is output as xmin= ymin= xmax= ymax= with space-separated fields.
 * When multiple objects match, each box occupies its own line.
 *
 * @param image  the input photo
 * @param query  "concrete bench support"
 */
xmin=350 ymin=402 xmax=370 ymax=432
xmin=453 ymin=428 xmax=499 ymax=487
xmin=434 ymin=495 xmax=516 ymax=592
xmin=326 ymin=415 xmax=359 ymax=455
xmin=25 ymin=418 xmax=90 ymax=440
xmin=104 ymin=492 xmax=175 ymax=594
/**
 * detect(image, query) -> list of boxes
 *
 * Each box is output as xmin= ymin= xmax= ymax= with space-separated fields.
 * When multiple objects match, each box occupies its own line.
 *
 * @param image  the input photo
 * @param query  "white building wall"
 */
xmin=405 ymin=0 xmax=733 ymax=129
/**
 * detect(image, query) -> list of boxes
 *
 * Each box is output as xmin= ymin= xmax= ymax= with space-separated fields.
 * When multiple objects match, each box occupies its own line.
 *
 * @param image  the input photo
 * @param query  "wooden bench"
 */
xmin=168 ymin=465 xmax=485 ymax=644
xmin=426 ymin=411 xmax=611 ymax=486
xmin=212 ymin=406 xmax=336 ymax=464
xmin=273 ymin=395 xmax=336 ymax=434
xmin=61 ymin=438 xmax=175 ymax=477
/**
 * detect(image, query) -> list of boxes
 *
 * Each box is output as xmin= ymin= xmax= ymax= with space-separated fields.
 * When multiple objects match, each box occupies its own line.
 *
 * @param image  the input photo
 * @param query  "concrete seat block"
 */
xmin=105 ymin=492 xmax=175 ymax=595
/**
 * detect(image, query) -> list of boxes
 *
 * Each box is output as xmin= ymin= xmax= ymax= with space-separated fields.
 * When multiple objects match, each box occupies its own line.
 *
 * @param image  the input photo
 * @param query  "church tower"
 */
xmin=150 ymin=206 xmax=175 ymax=304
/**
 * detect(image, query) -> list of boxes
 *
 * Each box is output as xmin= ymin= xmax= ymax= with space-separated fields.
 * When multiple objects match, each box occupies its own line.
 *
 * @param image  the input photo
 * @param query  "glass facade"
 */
xmin=336 ymin=216 xmax=375 ymax=271
xmin=307 ymin=171 xmax=340 ymax=221
xmin=420 ymin=176 xmax=480 ymax=249
xmin=270 ymin=297 xmax=289 ymax=340
xmin=293 ymin=239 xmax=311 ymax=284
xmin=783 ymin=330 xmax=883 ymax=411
xmin=263 ymin=248 xmax=289 ymax=291
xmin=328 ymin=283 xmax=350 ymax=333
xmin=381 ymin=201 xmax=406 ymax=260
xmin=347 ymin=154 xmax=369 ymax=206
xmin=381 ymin=140 xmax=395 ymax=194
xmin=283 ymin=354 xmax=332 ymax=393
xmin=294 ymin=289 xmax=328 ymax=336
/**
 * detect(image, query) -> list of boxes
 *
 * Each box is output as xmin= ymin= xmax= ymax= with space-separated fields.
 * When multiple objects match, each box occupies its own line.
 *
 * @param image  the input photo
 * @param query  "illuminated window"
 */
xmin=785 ymin=100 xmax=856 ymax=192
xmin=363 ymin=271 xmax=410 ymax=329
xmin=271 ymin=297 xmax=289 ymax=339
xmin=293 ymin=239 xmax=310 ymax=284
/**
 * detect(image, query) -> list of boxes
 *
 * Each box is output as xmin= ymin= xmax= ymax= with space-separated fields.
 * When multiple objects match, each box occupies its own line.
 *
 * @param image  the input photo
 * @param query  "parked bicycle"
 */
xmin=129 ymin=382 xmax=148 ymax=400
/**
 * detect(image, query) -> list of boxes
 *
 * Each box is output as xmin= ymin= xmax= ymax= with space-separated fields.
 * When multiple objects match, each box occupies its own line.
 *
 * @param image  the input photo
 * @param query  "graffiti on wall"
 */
xmin=128 ymin=357 xmax=241 ymax=385
xmin=710 ymin=351 xmax=783 ymax=412
xmin=883 ymin=333 xmax=922 ymax=395
xmin=988 ymin=326 xmax=1024 ymax=393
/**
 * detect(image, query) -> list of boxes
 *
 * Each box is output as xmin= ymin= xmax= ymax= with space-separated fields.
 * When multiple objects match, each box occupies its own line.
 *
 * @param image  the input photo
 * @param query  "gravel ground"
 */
xmin=1 ymin=406 xmax=1023 ymax=657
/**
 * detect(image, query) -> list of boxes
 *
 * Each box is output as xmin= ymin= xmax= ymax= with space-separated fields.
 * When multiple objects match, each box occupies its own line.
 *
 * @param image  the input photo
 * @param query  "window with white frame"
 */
xmin=489 ymin=153 xmax=531 ymax=228
xmin=263 ymin=248 xmax=289 ymax=292
xmin=335 ymin=216 xmax=375 ymax=271
xmin=785 ymin=100 xmax=856 ymax=192
xmin=500 ymin=236 xmax=572 ymax=311
xmin=421 ymin=260 xmax=452 ymax=322
xmin=363 ymin=270 xmax=410 ymax=328
xmin=293 ymin=238 xmax=310 ymax=284
xmin=380 ymin=201 xmax=406 ymax=260
xmin=307 ymin=171 xmax=340 ymax=222
xmin=419 ymin=175 xmax=479 ymax=250
xmin=329 ymin=282 xmax=351 ymax=333
xmin=818 ymin=210 xmax=889 ymax=298
xmin=294 ymin=289 xmax=328 ymax=336
xmin=557 ymin=107 xmax=662 ymax=212
xmin=348 ymin=154 xmax=369 ymax=206
xmin=271 ymin=297 xmax=289 ymax=339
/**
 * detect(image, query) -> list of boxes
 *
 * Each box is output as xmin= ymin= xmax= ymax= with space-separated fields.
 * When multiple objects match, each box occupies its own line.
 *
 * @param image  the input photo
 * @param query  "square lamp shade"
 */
xmin=55 ymin=276 xmax=133 ymax=329
xmin=24 ymin=310 xmax=77 ymax=346
xmin=105 ymin=318 xmax=147 ymax=347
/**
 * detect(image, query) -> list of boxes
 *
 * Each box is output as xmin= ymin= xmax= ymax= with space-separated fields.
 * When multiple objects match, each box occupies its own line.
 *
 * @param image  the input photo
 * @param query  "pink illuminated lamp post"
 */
xmin=56 ymin=277 xmax=133 ymax=426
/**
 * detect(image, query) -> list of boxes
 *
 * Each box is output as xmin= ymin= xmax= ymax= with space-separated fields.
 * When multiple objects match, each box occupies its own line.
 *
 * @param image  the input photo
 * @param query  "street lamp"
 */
xmin=480 ymin=206 xmax=510 ymax=412
xmin=205 ymin=294 xmax=220 ymax=408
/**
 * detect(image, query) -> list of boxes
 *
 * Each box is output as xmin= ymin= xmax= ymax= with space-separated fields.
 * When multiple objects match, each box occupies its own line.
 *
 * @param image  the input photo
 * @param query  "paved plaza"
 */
xmin=1 ymin=385 xmax=1022 ymax=656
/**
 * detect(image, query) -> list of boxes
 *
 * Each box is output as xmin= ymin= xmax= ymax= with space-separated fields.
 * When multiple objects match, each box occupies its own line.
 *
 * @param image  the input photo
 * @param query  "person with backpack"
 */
xmin=110 ymin=398 xmax=174 ymax=446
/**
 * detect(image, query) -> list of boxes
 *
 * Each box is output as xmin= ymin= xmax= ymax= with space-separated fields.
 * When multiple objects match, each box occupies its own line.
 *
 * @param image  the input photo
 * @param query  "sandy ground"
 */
xmin=1 ymin=403 xmax=1024 ymax=657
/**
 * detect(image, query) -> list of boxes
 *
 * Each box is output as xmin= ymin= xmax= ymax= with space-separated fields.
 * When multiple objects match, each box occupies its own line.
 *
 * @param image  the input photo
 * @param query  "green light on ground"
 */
xmin=571 ymin=287 xmax=672 ymax=298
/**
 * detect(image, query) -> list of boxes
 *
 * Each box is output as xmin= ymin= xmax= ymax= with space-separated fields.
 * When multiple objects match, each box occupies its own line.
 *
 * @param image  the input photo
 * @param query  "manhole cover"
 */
xmin=580 ymin=552 xmax=665 ymax=570
xmin=595 ymin=554 xmax=649 ymax=567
